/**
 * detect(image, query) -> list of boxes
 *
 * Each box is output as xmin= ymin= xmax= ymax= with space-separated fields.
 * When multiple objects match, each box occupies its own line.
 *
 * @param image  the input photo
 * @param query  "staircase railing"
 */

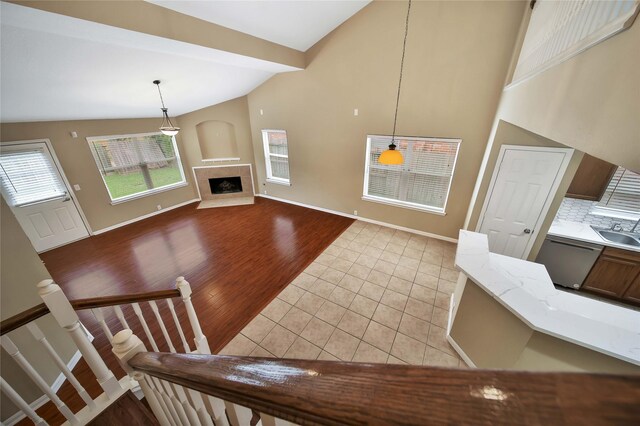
xmin=0 ymin=276 xmax=207 ymax=425
xmin=3 ymin=277 xmax=640 ymax=425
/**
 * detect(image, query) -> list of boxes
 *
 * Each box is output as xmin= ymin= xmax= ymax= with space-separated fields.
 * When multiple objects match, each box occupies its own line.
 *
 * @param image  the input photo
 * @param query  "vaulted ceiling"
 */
xmin=0 ymin=1 xmax=370 ymax=123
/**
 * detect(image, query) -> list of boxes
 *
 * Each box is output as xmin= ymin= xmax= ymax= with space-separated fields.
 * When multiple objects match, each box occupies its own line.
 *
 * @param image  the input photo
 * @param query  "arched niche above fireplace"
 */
xmin=196 ymin=120 xmax=239 ymax=161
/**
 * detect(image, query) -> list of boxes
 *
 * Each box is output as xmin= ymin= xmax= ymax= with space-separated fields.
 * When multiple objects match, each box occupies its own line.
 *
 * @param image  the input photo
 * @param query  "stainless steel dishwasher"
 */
xmin=535 ymin=236 xmax=603 ymax=289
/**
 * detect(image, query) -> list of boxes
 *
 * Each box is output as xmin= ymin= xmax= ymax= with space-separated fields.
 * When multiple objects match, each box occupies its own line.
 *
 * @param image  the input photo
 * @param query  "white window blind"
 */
xmin=363 ymin=135 xmax=460 ymax=214
xmin=0 ymin=148 xmax=67 ymax=207
xmin=512 ymin=0 xmax=639 ymax=84
xmin=262 ymin=130 xmax=290 ymax=184
xmin=87 ymin=133 xmax=186 ymax=203
xmin=596 ymin=166 xmax=640 ymax=214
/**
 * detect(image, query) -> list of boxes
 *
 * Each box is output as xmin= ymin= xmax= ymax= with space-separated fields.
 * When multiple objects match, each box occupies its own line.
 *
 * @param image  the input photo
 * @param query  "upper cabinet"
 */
xmin=566 ymin=154 xmax=617 ymax=201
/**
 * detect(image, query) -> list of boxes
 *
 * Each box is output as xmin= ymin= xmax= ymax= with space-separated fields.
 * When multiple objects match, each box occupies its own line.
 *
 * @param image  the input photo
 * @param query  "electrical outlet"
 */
xmin=354 ymin=108 xmax=359 ymax=116
xmin=354 ymin=210 xmax=358 ymax=216
xmin=73 ymin=184 xmax=81 ymax=191
xmin=156 ymin=205 xmax=162 ymax=211
xmin=264 ymin=190 xmax=268 ymax=195
xmin=260 ymin=109 xmax=264 ymax=116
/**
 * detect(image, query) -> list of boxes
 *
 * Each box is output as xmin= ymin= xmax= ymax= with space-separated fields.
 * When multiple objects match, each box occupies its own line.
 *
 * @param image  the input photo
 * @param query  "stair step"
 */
xmin=88 ymin=391 xmax=159 ymax=426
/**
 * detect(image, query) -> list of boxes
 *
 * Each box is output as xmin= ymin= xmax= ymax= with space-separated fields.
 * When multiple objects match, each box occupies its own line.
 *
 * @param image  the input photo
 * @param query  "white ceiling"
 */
xmin=0 ymin=1 xmax=369 ymax=123
xmin=147 ymin=1 xmax=370 ymax=51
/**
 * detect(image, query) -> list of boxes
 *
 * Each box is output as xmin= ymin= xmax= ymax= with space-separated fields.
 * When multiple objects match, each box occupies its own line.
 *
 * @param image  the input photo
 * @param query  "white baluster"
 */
xmin=225 ymin=401 xmax=254 ymax=426
xmin=37 ymin=279 xmax=122 ymax=398
xmin=91 ymin=308 xmax=113 ymax=341
xmin=176 ymin=277 xmax=228 ymax=425
xmin=158 ymin=378 xmax=190 ymax=425
xmin=176 ymin=277 xmax=211 ymax=354
xmin=111 ymin=330 xmax=171 ymax=425
xmin=184 ymin=388 xmax=215 ymax=426
xmin=131 ymin=302 xmax=160 ymax=351
xmin=168 ymin=383 xmax=202 ymax=426
xmin=151 ymin=376 xmax=182 ymax=426
xmin=1 ymin=376 xmax=48 ymax=425
xmin=0 ymin=335 xmax=77 ymax=424
xmin=132 ymin=372 xmax=172 ymax=426
xmin=144 ymin=375 xmax=178 ymax=426
xmin=25 ymin=323 xmax=95 ymax=409
xmin=113 ymin=305 xmax=130 ymax=329
xmin=148 ymin=300 xmax=176 ymax=353
xmin=166 ymin=299 xmax=190 ymax=353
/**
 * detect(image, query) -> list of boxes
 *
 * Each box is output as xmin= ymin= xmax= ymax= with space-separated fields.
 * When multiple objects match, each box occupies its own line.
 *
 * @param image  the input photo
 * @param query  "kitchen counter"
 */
xmin=548 ymin=219 xmax=640 ymax=253
xmin=450 ymin=230 xmax=640 ymax=368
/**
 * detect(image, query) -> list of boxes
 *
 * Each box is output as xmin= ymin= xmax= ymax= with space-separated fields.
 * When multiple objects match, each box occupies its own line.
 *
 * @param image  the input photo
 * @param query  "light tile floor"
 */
xmin=219 ymin=221 xmax=466 ymax=367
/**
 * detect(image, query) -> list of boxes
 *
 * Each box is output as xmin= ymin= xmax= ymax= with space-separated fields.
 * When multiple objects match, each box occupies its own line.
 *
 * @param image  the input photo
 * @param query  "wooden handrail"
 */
xmin=0 ymin=303 xmax=49 ymax=336
xmin=129 ymin=352 xmax=640 ymax=425
xmin=0 ymin=289 xmax=181 ymax=335
xmin=69 ymin=289 xmax=181 ymax=310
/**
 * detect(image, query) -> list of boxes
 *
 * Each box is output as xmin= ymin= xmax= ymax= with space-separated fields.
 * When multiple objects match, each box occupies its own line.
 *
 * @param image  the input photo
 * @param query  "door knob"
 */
xmin=524 ymin=228 xmax=532 ymax=234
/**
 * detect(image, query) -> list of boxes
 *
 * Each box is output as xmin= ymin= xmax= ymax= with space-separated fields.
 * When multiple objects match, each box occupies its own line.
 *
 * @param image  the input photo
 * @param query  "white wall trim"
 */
xmin=92 ymin=198 xmax=200 ymax=235
xmin=257 ymin=194 xmax=458 ymax=243
xmin=4 ymin=350 xmax=83 ymax=426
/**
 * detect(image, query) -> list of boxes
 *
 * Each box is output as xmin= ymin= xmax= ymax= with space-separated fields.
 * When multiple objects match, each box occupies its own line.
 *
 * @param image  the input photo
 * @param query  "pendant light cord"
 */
xmin=155 ymin=82 xmax=167 ymax=110
xmin=391 ymin=0 xmax=412 ymax=145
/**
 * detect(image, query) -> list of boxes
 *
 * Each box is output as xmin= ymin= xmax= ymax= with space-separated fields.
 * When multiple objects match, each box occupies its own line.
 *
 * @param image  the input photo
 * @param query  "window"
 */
xmin=592 ymin=166 xmax=640 ymax=219
xmin=87 ymin=133 xmax=186 ymax=203
xmin=261 ymin=129 xmax=290 ymax=185
xmin=363 ymin=135 xmax=460 ymax=214
xmin=0 ymin=145 xmax=67 ymax=207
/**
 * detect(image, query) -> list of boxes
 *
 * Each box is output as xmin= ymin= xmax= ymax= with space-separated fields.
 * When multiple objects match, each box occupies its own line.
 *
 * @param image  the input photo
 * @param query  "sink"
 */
xmin=593 ymin=229 xmax=640 ymax=247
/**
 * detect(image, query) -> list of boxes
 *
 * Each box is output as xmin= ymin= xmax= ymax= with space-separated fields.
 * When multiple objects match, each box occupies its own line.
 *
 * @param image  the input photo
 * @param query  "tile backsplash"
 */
xmin=555 ymin=198 xmax=638 ymax=232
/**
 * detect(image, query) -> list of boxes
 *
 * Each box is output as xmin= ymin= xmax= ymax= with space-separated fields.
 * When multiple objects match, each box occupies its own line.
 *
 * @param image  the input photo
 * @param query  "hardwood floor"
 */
xmin=19 ymin=197 xmax=353 ymax=425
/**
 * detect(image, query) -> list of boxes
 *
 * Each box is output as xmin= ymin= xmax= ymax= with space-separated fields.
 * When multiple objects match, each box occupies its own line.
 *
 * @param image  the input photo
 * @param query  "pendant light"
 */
xmin=153 ymin=80 xmax=180 ymax=136
xmin=378 ymin=0 xmax=412 ymax=166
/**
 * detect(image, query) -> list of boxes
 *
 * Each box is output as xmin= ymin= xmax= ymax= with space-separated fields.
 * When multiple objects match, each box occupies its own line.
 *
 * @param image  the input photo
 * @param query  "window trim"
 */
xmin=86 ymin=132 xmax=187 ymax=205
xmin=361 ymin=135 xmax=461 ymax=215
xmin=261 ymin=129 xmax=291 ymax=186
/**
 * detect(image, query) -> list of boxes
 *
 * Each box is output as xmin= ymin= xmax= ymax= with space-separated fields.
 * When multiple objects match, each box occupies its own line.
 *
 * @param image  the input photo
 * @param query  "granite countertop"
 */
xmin=548 ymin=219 xmax=640 ymax=253
xmin=454 ymin=230 xmax=640 ymax=366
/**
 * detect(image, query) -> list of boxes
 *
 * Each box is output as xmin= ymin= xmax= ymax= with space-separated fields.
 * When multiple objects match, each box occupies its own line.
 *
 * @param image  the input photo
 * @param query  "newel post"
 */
xmin=37 ymin=279 xmax=122 ymax=398
xmin=176 ymin=276 xmax=211 ymax=354
xmin=112 ymin=330 xmax=170 ymax=426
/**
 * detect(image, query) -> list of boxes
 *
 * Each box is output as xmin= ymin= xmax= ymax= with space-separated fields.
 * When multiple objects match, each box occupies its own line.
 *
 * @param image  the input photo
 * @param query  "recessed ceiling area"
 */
xmin=147 ymin=0 xmax=371 ymax=51
xmin=1 ymin=1 xmax=369 ymax=123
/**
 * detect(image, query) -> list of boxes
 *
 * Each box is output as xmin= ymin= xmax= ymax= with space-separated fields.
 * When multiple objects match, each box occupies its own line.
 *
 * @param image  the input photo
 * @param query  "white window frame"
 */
xmin=261 ymin=129 xmax=291 ymax=186
xmin=362 ymin=135 xmax=461 ymax=215
xmin=86 ymin=132 xmax=187 ymax=205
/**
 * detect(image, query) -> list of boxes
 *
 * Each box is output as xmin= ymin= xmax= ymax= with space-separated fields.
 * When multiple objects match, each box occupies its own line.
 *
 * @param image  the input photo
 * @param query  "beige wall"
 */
xmin=1 ymin=118 xmax=198 ymax=231
xmin=1 ymin=199 xmax=77 ymax=420
xmin=497 ymin=7 xmax=640 ymax=172
xmin=465 ymin=120 xmax=584 ymax=260
xmin=176 ymin=96 xmax=258 ymax=189
xmin=246 ymin=0 xmax=525 ymax=239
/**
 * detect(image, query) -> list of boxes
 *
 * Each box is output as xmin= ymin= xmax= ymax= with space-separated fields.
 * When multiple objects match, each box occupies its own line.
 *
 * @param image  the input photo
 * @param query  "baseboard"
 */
xmin=257 ymin=194 xmax=458 ymax=243
xmin=4 ymin=349 xmax=83 ymax=426
xmin=93 ymin=198 xmax=200 ymax=235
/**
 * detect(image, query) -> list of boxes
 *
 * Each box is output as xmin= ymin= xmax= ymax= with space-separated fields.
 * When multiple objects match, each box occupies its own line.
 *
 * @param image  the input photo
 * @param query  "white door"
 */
xmin=478 ymin=146 xmax=573 ymax=259
xmin=0 ymin=141 xmax=89 ymax=252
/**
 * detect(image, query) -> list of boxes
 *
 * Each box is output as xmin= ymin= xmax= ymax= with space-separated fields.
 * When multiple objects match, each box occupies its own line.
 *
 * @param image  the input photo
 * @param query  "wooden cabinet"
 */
xmin=566 ymin=154 xmax=617 ymax=201
xmin=582 ymin=247 xmax=640 ymax=306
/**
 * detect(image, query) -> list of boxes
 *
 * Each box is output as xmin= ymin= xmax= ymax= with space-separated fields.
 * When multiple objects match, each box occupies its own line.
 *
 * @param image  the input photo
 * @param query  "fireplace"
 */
xmin=193 ymin=165 xmax=255 ymax=209
xmin=209 ymin=176 xmax=243 ymax=194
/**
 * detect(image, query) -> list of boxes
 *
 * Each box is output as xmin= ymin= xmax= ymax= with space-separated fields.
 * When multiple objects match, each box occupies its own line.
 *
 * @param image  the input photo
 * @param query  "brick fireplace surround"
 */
xmin=193 ymin=165 xmax=255 ymax=209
